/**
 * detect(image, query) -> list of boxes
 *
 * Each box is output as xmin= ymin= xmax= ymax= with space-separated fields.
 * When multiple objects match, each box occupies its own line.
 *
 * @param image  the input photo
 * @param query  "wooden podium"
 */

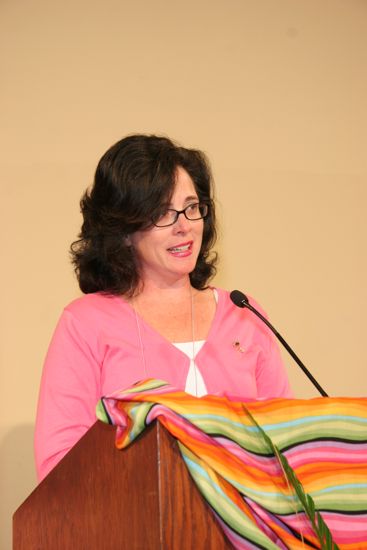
xmin=13 ymin=421 xmax=232 ymax=549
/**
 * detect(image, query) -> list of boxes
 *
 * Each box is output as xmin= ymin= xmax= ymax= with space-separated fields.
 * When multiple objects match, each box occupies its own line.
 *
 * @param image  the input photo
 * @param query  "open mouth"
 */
xmin=167 ymin=241 xmax=192 ymax=253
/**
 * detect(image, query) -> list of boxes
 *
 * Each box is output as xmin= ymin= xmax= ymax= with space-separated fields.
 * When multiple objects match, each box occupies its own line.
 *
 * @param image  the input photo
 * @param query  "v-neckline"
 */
xmin=117 ymin=287 xmax=222 ymax=357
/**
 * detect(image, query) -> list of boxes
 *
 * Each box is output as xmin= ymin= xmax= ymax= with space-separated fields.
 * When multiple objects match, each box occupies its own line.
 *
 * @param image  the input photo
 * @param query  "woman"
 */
xmin=35 ymin=134 xmax=292 ymax=481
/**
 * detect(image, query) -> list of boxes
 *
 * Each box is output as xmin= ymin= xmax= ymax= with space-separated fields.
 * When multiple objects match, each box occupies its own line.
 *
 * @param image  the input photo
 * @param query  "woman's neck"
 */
xmin=127 ymin=281 xmax=216 ymax=343
xmin=135 ymin=276 xmax=193 ymax=303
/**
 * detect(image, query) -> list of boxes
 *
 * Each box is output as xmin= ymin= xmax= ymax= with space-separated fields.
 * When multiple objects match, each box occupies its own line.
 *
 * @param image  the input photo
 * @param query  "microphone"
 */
xmin=230 ymin=290 xmax=328 ymax=397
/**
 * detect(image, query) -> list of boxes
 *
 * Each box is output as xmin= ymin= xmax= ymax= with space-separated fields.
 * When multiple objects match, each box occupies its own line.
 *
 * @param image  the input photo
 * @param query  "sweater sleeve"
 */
xmin=34 ymin=308 xmax=102 ymax=481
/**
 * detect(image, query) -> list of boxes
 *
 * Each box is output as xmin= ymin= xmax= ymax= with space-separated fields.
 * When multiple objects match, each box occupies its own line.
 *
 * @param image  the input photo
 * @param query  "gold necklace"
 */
xmin=190 ymin=286 xmax=198 ymax=396
xmin=133 ymin=303 xmax=148 ymax=379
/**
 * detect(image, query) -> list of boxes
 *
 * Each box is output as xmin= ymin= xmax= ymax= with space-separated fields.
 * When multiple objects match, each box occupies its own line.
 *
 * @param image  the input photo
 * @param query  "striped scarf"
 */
xmin=97 ymin=379 xmax=367 ymax=549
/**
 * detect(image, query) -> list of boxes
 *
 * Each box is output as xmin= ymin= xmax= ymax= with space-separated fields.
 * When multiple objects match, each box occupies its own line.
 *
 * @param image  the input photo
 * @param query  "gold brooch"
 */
xmin=232 ymin=341 xmax=245 ymax=353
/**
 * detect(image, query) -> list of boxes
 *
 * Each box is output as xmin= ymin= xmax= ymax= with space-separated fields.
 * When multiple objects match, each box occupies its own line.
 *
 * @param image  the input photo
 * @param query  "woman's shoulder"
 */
xmin=63 ymin=292 xmax=128 ymax=320
xmin=211 ymin=286 xmax=264 ymax=312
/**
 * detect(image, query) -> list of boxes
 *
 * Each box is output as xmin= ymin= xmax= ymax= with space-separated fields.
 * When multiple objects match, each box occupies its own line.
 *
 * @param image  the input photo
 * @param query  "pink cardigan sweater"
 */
xmin=34 ymin=288 xmax=292 ymax=480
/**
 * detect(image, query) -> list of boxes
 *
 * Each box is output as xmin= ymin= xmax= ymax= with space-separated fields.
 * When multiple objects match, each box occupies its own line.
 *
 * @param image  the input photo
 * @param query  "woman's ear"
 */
xmin=124 ymin=234 xmax=132 ymax=247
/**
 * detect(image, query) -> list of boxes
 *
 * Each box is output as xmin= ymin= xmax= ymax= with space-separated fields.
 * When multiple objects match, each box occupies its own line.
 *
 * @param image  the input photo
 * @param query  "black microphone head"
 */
xmin=230 ymin=290 xmax=249 ymax=308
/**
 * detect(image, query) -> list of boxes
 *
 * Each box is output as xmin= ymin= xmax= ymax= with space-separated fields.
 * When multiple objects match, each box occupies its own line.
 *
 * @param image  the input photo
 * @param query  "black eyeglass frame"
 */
xmin=151 ymin=202 xmax=209 ymax=228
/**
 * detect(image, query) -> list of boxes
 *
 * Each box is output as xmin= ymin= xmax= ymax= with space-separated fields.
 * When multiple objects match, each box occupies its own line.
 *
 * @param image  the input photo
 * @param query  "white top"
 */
xmin=173 ymin=288 xmax=218 ymax=397
xmin=173 ymin=340 xmax=207 ymax=396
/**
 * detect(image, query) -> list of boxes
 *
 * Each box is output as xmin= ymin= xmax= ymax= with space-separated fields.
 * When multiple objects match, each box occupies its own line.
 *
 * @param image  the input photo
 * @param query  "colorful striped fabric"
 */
xmin=97 ymin=380 xmax=367 ymax=549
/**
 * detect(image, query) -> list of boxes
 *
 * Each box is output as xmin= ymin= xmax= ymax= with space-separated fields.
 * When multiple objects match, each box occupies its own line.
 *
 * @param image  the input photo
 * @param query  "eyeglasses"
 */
xmin=152 ymin=202 xmax=209 ymax=228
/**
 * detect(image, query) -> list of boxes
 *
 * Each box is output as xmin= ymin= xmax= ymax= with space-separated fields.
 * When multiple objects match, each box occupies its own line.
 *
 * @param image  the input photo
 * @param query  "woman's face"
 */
xmin=128 ymin=166 xmax=204 ymax=287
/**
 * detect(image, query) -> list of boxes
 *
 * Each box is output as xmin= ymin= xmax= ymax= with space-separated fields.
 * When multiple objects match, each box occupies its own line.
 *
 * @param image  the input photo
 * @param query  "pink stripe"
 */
xmin=286 ymin=446 xmax=367 ymax=468
xmin=282 ymin=512 xmax=367 ymax=543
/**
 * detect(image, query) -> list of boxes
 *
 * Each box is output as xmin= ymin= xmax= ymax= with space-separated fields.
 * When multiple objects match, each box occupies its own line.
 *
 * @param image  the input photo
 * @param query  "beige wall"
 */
xmin=1 ymin=0 xmax=366 ymax=547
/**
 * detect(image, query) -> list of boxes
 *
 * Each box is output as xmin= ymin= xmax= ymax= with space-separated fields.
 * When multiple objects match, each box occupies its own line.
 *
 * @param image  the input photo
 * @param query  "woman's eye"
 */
xmin=155 ymin=208 xmax=170 ymax=221
xmin=153 ymin=208 xmax=175 ymax=226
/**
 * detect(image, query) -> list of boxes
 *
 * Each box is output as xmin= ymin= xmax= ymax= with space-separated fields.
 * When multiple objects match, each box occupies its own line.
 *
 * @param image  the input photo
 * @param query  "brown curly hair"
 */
xmin=71 ymin=134 xmax=218 ymax=296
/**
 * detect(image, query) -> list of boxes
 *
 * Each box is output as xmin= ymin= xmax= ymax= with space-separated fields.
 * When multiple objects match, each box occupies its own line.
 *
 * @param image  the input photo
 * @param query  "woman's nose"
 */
xmin=173 ymin=211 xmax=191 ymax=232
